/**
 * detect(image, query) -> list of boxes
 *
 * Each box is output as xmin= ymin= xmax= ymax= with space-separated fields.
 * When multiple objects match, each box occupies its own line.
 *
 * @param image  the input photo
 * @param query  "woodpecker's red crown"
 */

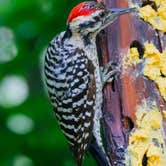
xmin=68 ymin=1 xmax=104 ymax=23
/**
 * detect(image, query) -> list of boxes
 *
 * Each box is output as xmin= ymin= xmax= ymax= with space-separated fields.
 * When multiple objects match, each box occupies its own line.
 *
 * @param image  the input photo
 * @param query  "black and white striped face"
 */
xmin=68 ymin=1 xmax=135 ymax=36
xmin=67 ymin=1 xmax=111 ymax=35
xmin=69 ymin=9 xmax=112 ymax=34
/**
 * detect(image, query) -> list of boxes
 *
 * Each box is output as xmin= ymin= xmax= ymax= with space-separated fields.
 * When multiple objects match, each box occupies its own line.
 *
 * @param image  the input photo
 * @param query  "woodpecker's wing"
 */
xmin=67 ymin=58 xmax=96 ymax=166
xmin=44 ymin=34 xmax=96 ymax=166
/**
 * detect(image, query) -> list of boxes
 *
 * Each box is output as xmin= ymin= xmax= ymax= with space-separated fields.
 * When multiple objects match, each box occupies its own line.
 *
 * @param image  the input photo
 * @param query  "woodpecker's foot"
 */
xmin=100 ymin=61 xmax=120 ymax=86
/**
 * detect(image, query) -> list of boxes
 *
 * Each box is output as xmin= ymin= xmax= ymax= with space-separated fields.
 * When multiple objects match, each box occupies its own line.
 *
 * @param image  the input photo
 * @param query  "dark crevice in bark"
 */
xmin=142 ymin=0 xmax=157 ymax=11
xmin=130 ymin=40 xmax=145 ymax=59
xmin=156 ymin=30 xmax=163 ymax=53
xmin=142 ymin=153 xmax=148 ymax=166
xmin=123 ymin=117 xmax=134 ymax=131
xmin=111 ymin=80 xmax=116 ymax=92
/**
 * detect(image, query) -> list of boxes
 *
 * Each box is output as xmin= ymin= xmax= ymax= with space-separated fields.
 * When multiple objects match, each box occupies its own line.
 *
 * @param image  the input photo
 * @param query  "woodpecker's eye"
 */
xmin=93 ymin=16 xmax=100 ymax=22
xmin=99 ymin=12 xmax=105 ymax=17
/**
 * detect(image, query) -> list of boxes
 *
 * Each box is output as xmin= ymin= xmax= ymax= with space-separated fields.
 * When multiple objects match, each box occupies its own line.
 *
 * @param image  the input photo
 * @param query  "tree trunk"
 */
xmin=96 ymin=0 xmax=166 ymax=165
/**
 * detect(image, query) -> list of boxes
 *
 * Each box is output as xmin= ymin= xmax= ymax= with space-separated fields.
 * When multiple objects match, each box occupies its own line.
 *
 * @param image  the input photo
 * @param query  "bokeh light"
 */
xmin=6 ymin=114 xmax=34 ymax=135
xmin=0 ymin=27 xmax=18 ymax=63
xmin=13 ymin=155 xmax=34 ymax=166
xmin=0 ymin=75 xmax=29 ymax=108
xmin=40 ymin=0 xmax=53 ymax=15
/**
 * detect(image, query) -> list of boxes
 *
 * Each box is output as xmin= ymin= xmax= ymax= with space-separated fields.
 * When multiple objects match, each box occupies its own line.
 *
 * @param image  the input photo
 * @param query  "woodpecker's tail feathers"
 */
xmin=72 ymin=145 xmax=84 ymax=166
xmin=76 ymin=155 xmax=83 ymax=166
xmin=71 ymin=131 xmax=92 ymax=166
xmin=89 ymin=136 xmax=111 ymax=166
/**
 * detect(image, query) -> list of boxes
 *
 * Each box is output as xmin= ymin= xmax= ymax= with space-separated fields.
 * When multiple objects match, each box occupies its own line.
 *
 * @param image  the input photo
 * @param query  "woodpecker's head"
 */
xmin=67 ymin=1 xmax=135 ymax=35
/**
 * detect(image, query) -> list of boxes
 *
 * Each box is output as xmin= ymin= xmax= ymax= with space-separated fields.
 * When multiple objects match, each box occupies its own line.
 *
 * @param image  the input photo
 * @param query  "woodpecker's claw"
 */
xmin=100 ymin=61 xmax=120 ymax=86
xmin=103 ymin=69 xmax=119 ymax=84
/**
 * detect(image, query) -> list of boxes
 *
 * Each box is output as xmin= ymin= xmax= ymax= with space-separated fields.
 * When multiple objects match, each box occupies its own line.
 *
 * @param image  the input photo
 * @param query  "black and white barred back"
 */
xmin=44 ymin=32 xmax=97 ymax=166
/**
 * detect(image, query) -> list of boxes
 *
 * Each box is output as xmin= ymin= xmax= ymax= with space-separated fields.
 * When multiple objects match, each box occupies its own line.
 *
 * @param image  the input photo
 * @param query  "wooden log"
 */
xmin=96 ymin=0 xmax=166 ymax=165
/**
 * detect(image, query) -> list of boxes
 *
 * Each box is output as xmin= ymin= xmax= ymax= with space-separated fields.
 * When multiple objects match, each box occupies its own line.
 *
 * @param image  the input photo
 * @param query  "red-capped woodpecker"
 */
xmin=44 ymin=1 xmax=135 ymax=166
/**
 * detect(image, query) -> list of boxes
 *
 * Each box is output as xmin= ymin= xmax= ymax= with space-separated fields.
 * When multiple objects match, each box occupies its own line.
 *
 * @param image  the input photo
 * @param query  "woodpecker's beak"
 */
xmin=109 ymin=7 xmax=136 ymax=16
xmin=103 ymin=7 xmax=136 ymax=28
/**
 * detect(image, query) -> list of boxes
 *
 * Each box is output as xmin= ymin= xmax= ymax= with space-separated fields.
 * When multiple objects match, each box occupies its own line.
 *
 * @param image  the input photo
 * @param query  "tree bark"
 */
xmin=96 ymin=0 xmax=166 ymax=165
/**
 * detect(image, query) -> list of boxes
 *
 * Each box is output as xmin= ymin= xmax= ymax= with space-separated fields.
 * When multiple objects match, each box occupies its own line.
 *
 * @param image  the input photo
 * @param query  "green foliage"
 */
xmin=0 ymin=0 xmax=96 ymax=165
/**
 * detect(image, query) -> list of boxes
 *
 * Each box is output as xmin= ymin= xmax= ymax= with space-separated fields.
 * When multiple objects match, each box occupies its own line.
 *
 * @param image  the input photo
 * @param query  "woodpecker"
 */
xmin=44 ymin=1 xmax=135 ymax=166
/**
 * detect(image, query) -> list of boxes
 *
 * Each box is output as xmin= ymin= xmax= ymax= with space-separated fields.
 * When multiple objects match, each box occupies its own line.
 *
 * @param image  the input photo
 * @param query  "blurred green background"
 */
xmin=0 ymin=0 xmax=96 ymax=165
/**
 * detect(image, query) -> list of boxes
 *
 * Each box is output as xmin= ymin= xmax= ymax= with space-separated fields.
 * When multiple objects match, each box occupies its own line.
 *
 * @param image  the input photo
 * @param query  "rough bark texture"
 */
xmin=96 ymin=0 xmax=166 ymax=165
